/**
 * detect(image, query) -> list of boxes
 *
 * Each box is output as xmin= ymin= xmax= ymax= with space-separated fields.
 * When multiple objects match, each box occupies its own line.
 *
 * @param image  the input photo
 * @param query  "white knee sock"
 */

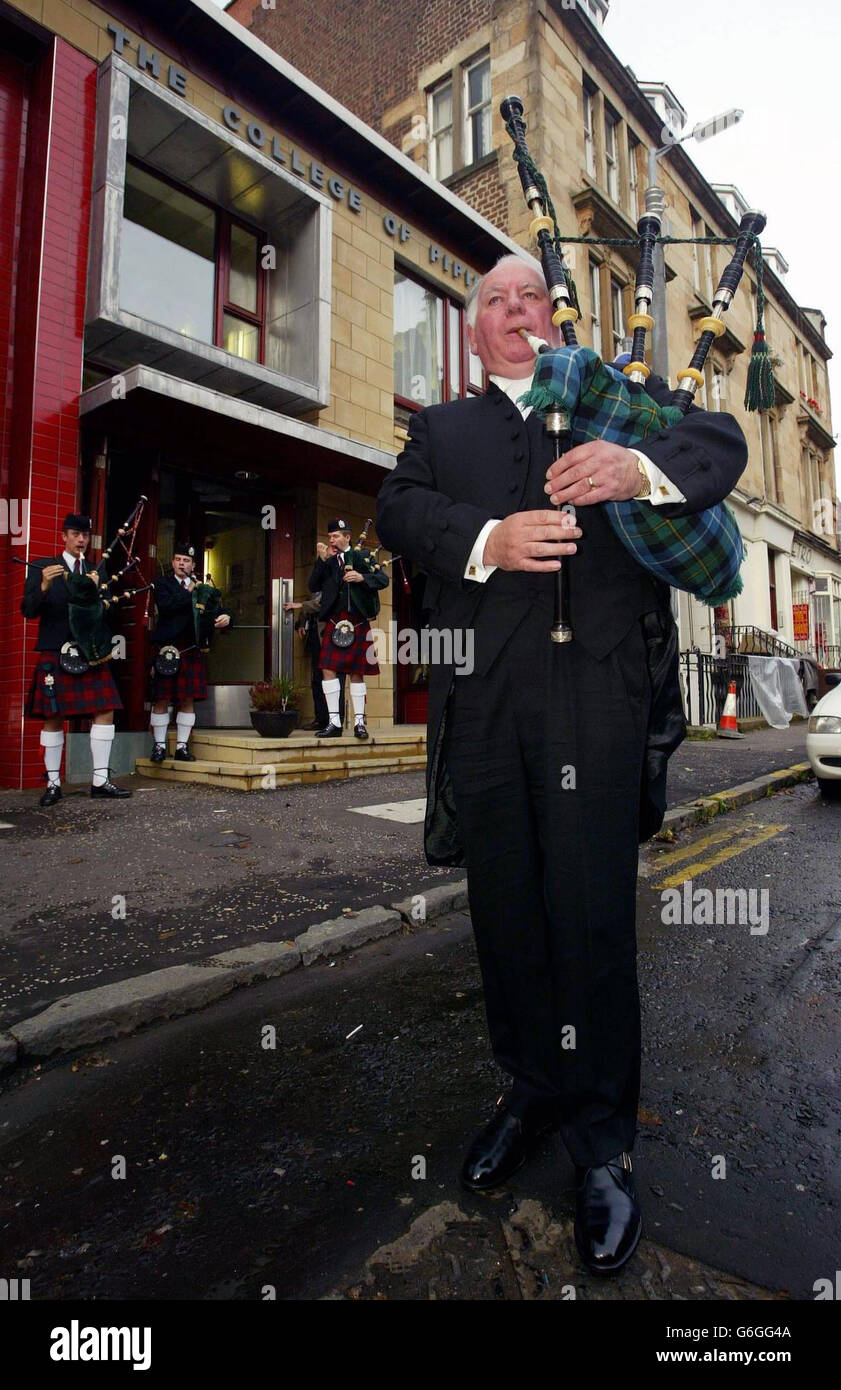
xmin=350 ymin=681 xmax=366 ymax=726
xmin=90 ymin=724 xmax=115 ymax=787
xmin=176 ymin=711 xmax=196 ymax=749
xmin=150 ymin=712 xmax=169 ymax=748
xmin=321 ymin=677 xmax=341 ymax=727
xmin=40 ymin=730 xmax=64 ymax=787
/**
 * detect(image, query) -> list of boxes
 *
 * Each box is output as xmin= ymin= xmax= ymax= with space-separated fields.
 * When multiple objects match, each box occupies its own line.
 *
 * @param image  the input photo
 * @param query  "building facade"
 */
xmin=230 ymin=0 xmax=840 ymax=666
xmin=0 ymin=0 xmax=526 ymax=789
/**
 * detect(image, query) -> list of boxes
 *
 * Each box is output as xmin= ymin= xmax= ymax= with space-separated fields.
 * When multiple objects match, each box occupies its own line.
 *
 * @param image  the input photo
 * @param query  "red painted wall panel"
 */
xmin=0 ymin=38 xmax=97 ymax=788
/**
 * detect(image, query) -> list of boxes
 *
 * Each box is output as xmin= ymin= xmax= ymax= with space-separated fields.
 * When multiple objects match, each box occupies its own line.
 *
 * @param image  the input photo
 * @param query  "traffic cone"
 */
xmin=716 ymin=680 xmax=744 ymax=739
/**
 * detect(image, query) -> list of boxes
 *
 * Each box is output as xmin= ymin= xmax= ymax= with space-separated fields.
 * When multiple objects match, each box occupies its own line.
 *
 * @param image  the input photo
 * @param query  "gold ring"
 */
xmin=588 ymin=476 xmax=596 ymax=489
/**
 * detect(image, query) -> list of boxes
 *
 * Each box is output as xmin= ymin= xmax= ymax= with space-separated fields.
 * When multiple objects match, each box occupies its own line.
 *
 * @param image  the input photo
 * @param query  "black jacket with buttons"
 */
xmin=148 ymin=575 xmax=234 ymax=646
xmin=376 ymin=376 xmax=747 ymax=860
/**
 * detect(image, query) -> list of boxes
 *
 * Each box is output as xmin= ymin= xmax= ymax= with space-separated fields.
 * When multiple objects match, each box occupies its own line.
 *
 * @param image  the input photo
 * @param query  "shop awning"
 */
xmin=79 ymin=366 xmax=397 ymax=493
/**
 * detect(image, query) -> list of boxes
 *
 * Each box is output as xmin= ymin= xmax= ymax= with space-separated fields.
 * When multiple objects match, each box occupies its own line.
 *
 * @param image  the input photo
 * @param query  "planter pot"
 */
xmin=250 ymin=709 xmax=300 ymax=738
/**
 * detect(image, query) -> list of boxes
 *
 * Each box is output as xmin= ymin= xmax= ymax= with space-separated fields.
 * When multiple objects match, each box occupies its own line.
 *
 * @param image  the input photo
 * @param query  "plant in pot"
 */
xmin=249 ymin=674 xmax=302 ymax=738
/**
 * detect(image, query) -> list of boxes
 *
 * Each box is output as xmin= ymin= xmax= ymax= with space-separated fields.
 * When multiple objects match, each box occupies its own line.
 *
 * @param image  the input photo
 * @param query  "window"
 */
xmin=393 ymin=269 xmax=476 ymax=408
xmin=604 ymin=110 xmax=619 ymax=201
xmin=583 ymin=86 xmax=596 ymax=177
xmin=711 ymin=363 xmax=727 ymax=412
xmin=768 ymin=549 xmax=778 ymax=630
xmin=429 ymin=79 xmax=454 ymax=180
xmin=759 ymin=410 xmax=781 ymax=503
xmin=690 ymin=211 xmax=714 ymax=302
xmin=120 ymin=161 xmax=216 ymax=344
xmin=464 ymin=54 xmax=491 ymax=165
xmin=119 ymin=160 xmax=265 ymax=365
xmin=610 ymin=278 xmax=625 ymax=357
xmin=627 ymin=133 xmax=640 ymax=220
xmin=589 ymin=259 xmax=602 ymax=356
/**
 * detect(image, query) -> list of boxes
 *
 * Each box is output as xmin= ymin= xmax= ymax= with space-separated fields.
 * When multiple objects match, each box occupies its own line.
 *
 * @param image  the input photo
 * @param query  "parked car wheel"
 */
xmin=817 ymin=777 xmax=841 ymax=800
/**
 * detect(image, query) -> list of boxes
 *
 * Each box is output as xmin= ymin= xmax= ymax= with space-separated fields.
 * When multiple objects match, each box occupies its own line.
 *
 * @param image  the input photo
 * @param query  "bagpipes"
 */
xmin=500 ymin=96 xmax=769 ymax=642
xmin=14 ymin=496 xmax=152 ymax=673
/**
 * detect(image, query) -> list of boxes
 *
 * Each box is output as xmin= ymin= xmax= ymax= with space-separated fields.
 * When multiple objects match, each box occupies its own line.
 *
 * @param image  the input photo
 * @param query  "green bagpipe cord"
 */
xmin=66 ymin=575 xmax=115 ymax=665
xmin=518 ymin=346 xmax=745 ymax=607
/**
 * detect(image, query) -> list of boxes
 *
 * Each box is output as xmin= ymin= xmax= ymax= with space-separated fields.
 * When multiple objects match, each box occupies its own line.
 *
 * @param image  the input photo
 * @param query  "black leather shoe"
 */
xmin=574 ymin=1152 xmax=642 ymax=1274
xmin=150 ymin=743 xmax=167 ymax=764
xmin=174 ymin=746 xmax=196 ymax=762
xmin=316 ymin=724 xmax=342 ymax=738
xmin=90 ymin=780 xmax=132 ymax=799
xmin=460 ymin=1097 xmax=559 ymax=1192
xmin=353 ymin=723 xmax=369 ymax=740
xmin=39 ymin=783 xmax=62 ymax=807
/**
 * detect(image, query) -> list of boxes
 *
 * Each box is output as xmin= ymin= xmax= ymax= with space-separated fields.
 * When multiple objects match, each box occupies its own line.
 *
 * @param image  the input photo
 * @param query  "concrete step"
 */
xmin=135 ymin=751 xmax=427 ymax=791
xmin=187 ymin=727 xmax=426 ymax=767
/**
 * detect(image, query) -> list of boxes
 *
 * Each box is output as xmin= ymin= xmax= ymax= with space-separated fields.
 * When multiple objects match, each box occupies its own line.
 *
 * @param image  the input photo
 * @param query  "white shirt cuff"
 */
xmin=464 ymin=519 xmax=502 ymax=581
xmin=631 ymin=449 xmax=686 ymax=506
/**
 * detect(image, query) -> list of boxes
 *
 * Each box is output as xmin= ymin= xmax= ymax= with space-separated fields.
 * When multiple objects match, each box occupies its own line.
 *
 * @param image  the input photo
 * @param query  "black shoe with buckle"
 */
xmin=91 ymin=779 xmax=132 ymax=799
xmin=353 ymin=723 xmax=369 ymax=740
xmin=316 ymin=724 xmax=342 ymax=738
xmin=150 ymin=743 xmax=167 ymax=764
xmin=574 ymin=1151 xmax=642 ymax=1275
xmin=174 ymin=746 xmax=196 ymax=762
xmin=39 ymin=783 xmax=62 ymax=808
xmin=460 ymin=1095 xmax=560 ymax=1193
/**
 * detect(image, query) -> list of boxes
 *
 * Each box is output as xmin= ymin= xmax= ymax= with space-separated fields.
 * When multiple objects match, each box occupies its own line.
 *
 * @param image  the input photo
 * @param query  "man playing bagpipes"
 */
xmin=20 ymin=512 xmax=131 ymax=806
xmin=148 ymin=543 xmax=232 ymax=762
xmin=307 ymin=519 xmax=389 ymax=740
xmin=376 ymin=246 xmax=749 ymax=1275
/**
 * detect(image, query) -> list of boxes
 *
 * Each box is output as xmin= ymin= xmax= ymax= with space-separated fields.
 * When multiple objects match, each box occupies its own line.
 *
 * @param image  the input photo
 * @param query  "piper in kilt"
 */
xmin=20 ymin=512 xmax=130 ymax=807
xmin=148 ymin=543 xmax=233 ymax=763
xmin=308 ymin=519 xmax=388 ymax=739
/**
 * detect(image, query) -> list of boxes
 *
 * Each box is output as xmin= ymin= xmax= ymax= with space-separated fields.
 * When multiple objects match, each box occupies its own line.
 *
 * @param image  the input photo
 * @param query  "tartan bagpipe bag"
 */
xmin=519 ymin=346 xmax=745 ymax=606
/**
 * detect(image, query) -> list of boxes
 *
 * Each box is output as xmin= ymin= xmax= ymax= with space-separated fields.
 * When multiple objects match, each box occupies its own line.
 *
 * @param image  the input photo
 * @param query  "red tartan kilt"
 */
xmin=150 ymin=646 xmax=208 ymax=702
xmin=25 ymin=652 xmax=122 ymax=718
xmin=319 ymin=612 xmax=380 ymax=676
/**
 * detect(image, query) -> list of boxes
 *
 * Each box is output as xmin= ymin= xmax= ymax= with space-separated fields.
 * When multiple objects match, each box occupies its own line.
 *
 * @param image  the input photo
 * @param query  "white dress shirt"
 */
xmin=63 ymin=550 xmax=85 ymax=574
xmin=464 ymin=374 xmax=687 ymax=582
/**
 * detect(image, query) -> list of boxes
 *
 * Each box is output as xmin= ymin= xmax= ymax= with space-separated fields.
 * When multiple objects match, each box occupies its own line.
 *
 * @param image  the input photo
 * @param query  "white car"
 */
xmin=806 ymin=675 xmax=841 ymax=797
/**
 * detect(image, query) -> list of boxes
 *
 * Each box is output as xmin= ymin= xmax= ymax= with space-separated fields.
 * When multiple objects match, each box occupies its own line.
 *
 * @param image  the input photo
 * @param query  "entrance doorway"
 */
xmin=394 ymin=560 xmax=428 ymax=724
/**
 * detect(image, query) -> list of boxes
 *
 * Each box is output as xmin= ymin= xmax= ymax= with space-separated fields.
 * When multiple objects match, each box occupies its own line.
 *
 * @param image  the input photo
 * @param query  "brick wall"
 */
xmin=0 ymin=39 xmax=97 ymax=789
xmin=449 ymin=158 xmax=509 ymax=233
xmin=241 ymin=0 xmax=493 ymax=134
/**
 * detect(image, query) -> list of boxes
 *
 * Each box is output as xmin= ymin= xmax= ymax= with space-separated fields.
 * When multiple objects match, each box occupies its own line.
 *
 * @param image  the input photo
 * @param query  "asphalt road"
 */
xmin=0 ymin=779 xmax=837 ymax=1302
xmin=0 ymin=724 xmax=808 ymax=1029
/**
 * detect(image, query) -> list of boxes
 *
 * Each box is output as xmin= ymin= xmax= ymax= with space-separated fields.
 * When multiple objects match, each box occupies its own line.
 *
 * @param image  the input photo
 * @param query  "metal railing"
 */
xmin=680 ymin=651 xmax=764 ymax=727
xmin=726 ymin=625 xmax=797 ymax=658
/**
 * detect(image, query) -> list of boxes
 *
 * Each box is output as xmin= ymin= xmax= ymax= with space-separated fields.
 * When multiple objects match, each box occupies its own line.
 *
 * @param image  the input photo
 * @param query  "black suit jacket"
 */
xmin=20 ymin=556 xmax=88 ymax=650
xmin=376 ymin=379 xmax=747 ymax=859
xmin=149 ymin=575 xmax=234 ymax=646
xmin=308 ymin=551 xmax=388 ymax=621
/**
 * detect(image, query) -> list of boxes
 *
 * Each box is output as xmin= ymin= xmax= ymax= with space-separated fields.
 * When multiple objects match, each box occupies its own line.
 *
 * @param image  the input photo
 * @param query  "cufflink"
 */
xmin=658 ymin=485 xmax=668 ymax=496
xmin=468 ymin=565 xmax=477 ymax=576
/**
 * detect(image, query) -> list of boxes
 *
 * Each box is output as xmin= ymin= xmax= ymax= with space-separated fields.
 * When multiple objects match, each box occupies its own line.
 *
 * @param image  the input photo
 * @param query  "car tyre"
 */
xmin=817 ymin=777 xmax=841 ymax=800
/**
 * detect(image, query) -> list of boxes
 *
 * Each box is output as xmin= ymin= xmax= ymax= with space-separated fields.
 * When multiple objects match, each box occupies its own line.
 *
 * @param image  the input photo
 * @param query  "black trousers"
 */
xmin=444 ymin=597 xmax=652 ymax=1168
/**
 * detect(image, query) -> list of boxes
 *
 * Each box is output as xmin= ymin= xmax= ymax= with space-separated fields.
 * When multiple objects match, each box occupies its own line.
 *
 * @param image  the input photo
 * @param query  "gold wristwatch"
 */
xmin=633 ymin=454 xmax=652 ymax=499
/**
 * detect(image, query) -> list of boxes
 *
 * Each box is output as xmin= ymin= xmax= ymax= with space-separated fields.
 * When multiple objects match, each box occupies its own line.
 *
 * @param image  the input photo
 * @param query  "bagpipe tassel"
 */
xmin=743 ymin=328 xmax=776 ymax=412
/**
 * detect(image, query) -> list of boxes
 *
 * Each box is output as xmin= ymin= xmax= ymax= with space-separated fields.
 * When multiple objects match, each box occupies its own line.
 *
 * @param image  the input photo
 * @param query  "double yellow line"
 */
xmin=650 ymin=822 xmax=788 ymax=889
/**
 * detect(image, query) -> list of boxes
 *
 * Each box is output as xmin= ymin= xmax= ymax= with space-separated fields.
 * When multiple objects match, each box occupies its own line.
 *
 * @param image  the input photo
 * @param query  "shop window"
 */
xmin=393 ymin=269 xmax=476 ymax=410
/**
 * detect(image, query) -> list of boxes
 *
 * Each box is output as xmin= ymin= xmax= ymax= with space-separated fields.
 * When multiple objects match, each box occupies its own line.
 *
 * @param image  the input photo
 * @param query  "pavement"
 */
xmin=0 ymin=721 xmax=810 ymax=1061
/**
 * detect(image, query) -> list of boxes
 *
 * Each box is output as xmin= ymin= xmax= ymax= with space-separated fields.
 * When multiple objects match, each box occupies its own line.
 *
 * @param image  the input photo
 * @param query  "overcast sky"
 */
xmin=207 ymin=0 xmax=839 ymax=472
